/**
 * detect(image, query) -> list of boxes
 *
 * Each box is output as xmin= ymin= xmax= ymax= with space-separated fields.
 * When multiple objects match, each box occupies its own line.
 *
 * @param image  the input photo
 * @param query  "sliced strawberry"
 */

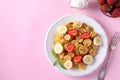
xmin=107 ymin=0 xmax=116 ymax=5
xmin=73 ymin=55 xmax=83 ymax=64
xmin=81 ymin=32 xmax=91 ymax=39
xmin=67 ymin=29 xmax=78 ymax=37
xmin=98 ymin=0 xmax=105 ymax=5
xmin=112 ymin=8 xmax=120 ymax=17
xmin=66 ymin=44 xmax=75 ymax=52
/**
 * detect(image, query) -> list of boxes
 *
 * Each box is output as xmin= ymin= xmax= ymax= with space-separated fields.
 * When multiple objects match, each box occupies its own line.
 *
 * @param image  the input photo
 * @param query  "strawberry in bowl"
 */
xmin=98 ymin=0 xmax=120 ymax=18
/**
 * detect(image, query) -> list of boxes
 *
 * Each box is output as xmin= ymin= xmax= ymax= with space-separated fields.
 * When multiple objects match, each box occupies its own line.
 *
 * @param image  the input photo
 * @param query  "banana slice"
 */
xmin=83 ymin=55 xmax=94 ymax=64
xmin=54 ymin=43 xmax=63 ymax=54
xmin=57 ymin=25 xmax=67 ymax=34
xmin=93 ymin=36 xmax=102 ymax=46
xmin=64 ymin=60 xmax=73 ymax=69
xmin=73 ymin=21 xmax=82 ymax=29
xmin=64 ymin=34 xmax=71 ymax=41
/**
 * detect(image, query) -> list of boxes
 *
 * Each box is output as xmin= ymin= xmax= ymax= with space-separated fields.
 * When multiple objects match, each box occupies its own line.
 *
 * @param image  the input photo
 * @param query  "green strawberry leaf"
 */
xmin=106 ymin=4 xmax=113 ymax=11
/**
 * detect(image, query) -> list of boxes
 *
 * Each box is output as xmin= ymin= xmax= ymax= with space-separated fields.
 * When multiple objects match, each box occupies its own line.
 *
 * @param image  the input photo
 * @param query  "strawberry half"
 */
xmin=112 ymin=8 xmax=120 ymax=17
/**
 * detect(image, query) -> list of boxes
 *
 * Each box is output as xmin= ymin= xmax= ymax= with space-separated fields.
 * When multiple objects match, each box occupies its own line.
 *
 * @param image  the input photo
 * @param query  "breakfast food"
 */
xmin=98 ymin=0 xmax=120 ymax=18
xmin=93 ymin=36 xmax=103 ymax=46
xmin=83 ymin=55 xmax=94 ymax=64
xmin=57 ymin=25 xmax=67 ymax=34
xmin=52 ymin=21 xmax=102 ymax=70
xmin=64 ymin=60 xmax=73 ymax=69
xmin=54 ymin=43 xmax=63 ymax=54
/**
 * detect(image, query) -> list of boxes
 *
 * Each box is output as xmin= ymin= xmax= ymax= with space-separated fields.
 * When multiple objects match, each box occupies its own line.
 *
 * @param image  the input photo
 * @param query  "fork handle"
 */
xmin=98 ymin=50 xmax=113 ymax=80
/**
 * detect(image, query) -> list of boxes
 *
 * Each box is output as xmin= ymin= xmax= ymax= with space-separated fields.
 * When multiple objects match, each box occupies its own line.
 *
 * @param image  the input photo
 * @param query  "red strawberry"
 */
xmin=98 ymin=0 xmax=105 ymax=5
xmin=101 ymin=4 xmax=108 ymax=12
xmin=112 ymin=8 xmax=120 ymax=17
xmin=115 ymin=1 xmax=120 ymax=7
xmin=107 ymin=0 xmax=116 ymax=5
xmin=67 ymin=29 xmax=78 ymax=37
xmin=101 ymin=4 xmax=113 ymax=12
xmin=66 ymin=44 xmax=75 ymax=52
xmin=81 ymin=32 xmax=91 ymax=39
xmin=73 ymin=56 xmax=83 ymax=64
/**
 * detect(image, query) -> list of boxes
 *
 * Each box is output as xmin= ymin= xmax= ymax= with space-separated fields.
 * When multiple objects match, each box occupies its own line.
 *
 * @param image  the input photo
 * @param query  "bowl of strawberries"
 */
xmin=98 ymin=0 xmax=120 ymax=18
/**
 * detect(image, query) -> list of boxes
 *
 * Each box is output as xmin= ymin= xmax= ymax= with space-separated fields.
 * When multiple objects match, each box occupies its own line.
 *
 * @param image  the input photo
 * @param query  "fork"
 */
xmin=98 ymin=32 xmax=120 ymax=80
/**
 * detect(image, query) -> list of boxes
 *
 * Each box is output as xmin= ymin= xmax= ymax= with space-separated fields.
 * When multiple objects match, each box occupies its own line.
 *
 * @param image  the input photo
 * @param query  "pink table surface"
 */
xmin=0 ymin=0 xmax=120 ymax=80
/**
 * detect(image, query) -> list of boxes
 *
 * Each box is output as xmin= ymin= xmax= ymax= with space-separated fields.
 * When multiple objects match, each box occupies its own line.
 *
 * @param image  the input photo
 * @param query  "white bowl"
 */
xmin=45 ymin=14 xmax=108 ymax=76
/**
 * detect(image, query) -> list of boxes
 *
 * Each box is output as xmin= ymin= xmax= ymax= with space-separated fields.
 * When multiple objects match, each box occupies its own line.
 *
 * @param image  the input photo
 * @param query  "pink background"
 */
xmin=0 ymin=0 xmax=120 ymax=80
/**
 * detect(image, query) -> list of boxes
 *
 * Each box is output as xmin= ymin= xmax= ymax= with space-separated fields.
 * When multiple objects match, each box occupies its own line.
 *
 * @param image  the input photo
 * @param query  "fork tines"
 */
xmin=112 ymin=32 xmax=120 ymax=45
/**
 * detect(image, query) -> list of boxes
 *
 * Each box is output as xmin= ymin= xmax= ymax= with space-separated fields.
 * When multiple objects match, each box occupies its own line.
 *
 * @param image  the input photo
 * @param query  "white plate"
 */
xmin=45 ymin=14 xmax=108 ymax=76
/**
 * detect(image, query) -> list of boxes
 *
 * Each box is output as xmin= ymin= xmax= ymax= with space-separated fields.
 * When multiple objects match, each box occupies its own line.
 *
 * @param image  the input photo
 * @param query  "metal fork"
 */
xmin=98 ymin=32 xmax=120 ymax=80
